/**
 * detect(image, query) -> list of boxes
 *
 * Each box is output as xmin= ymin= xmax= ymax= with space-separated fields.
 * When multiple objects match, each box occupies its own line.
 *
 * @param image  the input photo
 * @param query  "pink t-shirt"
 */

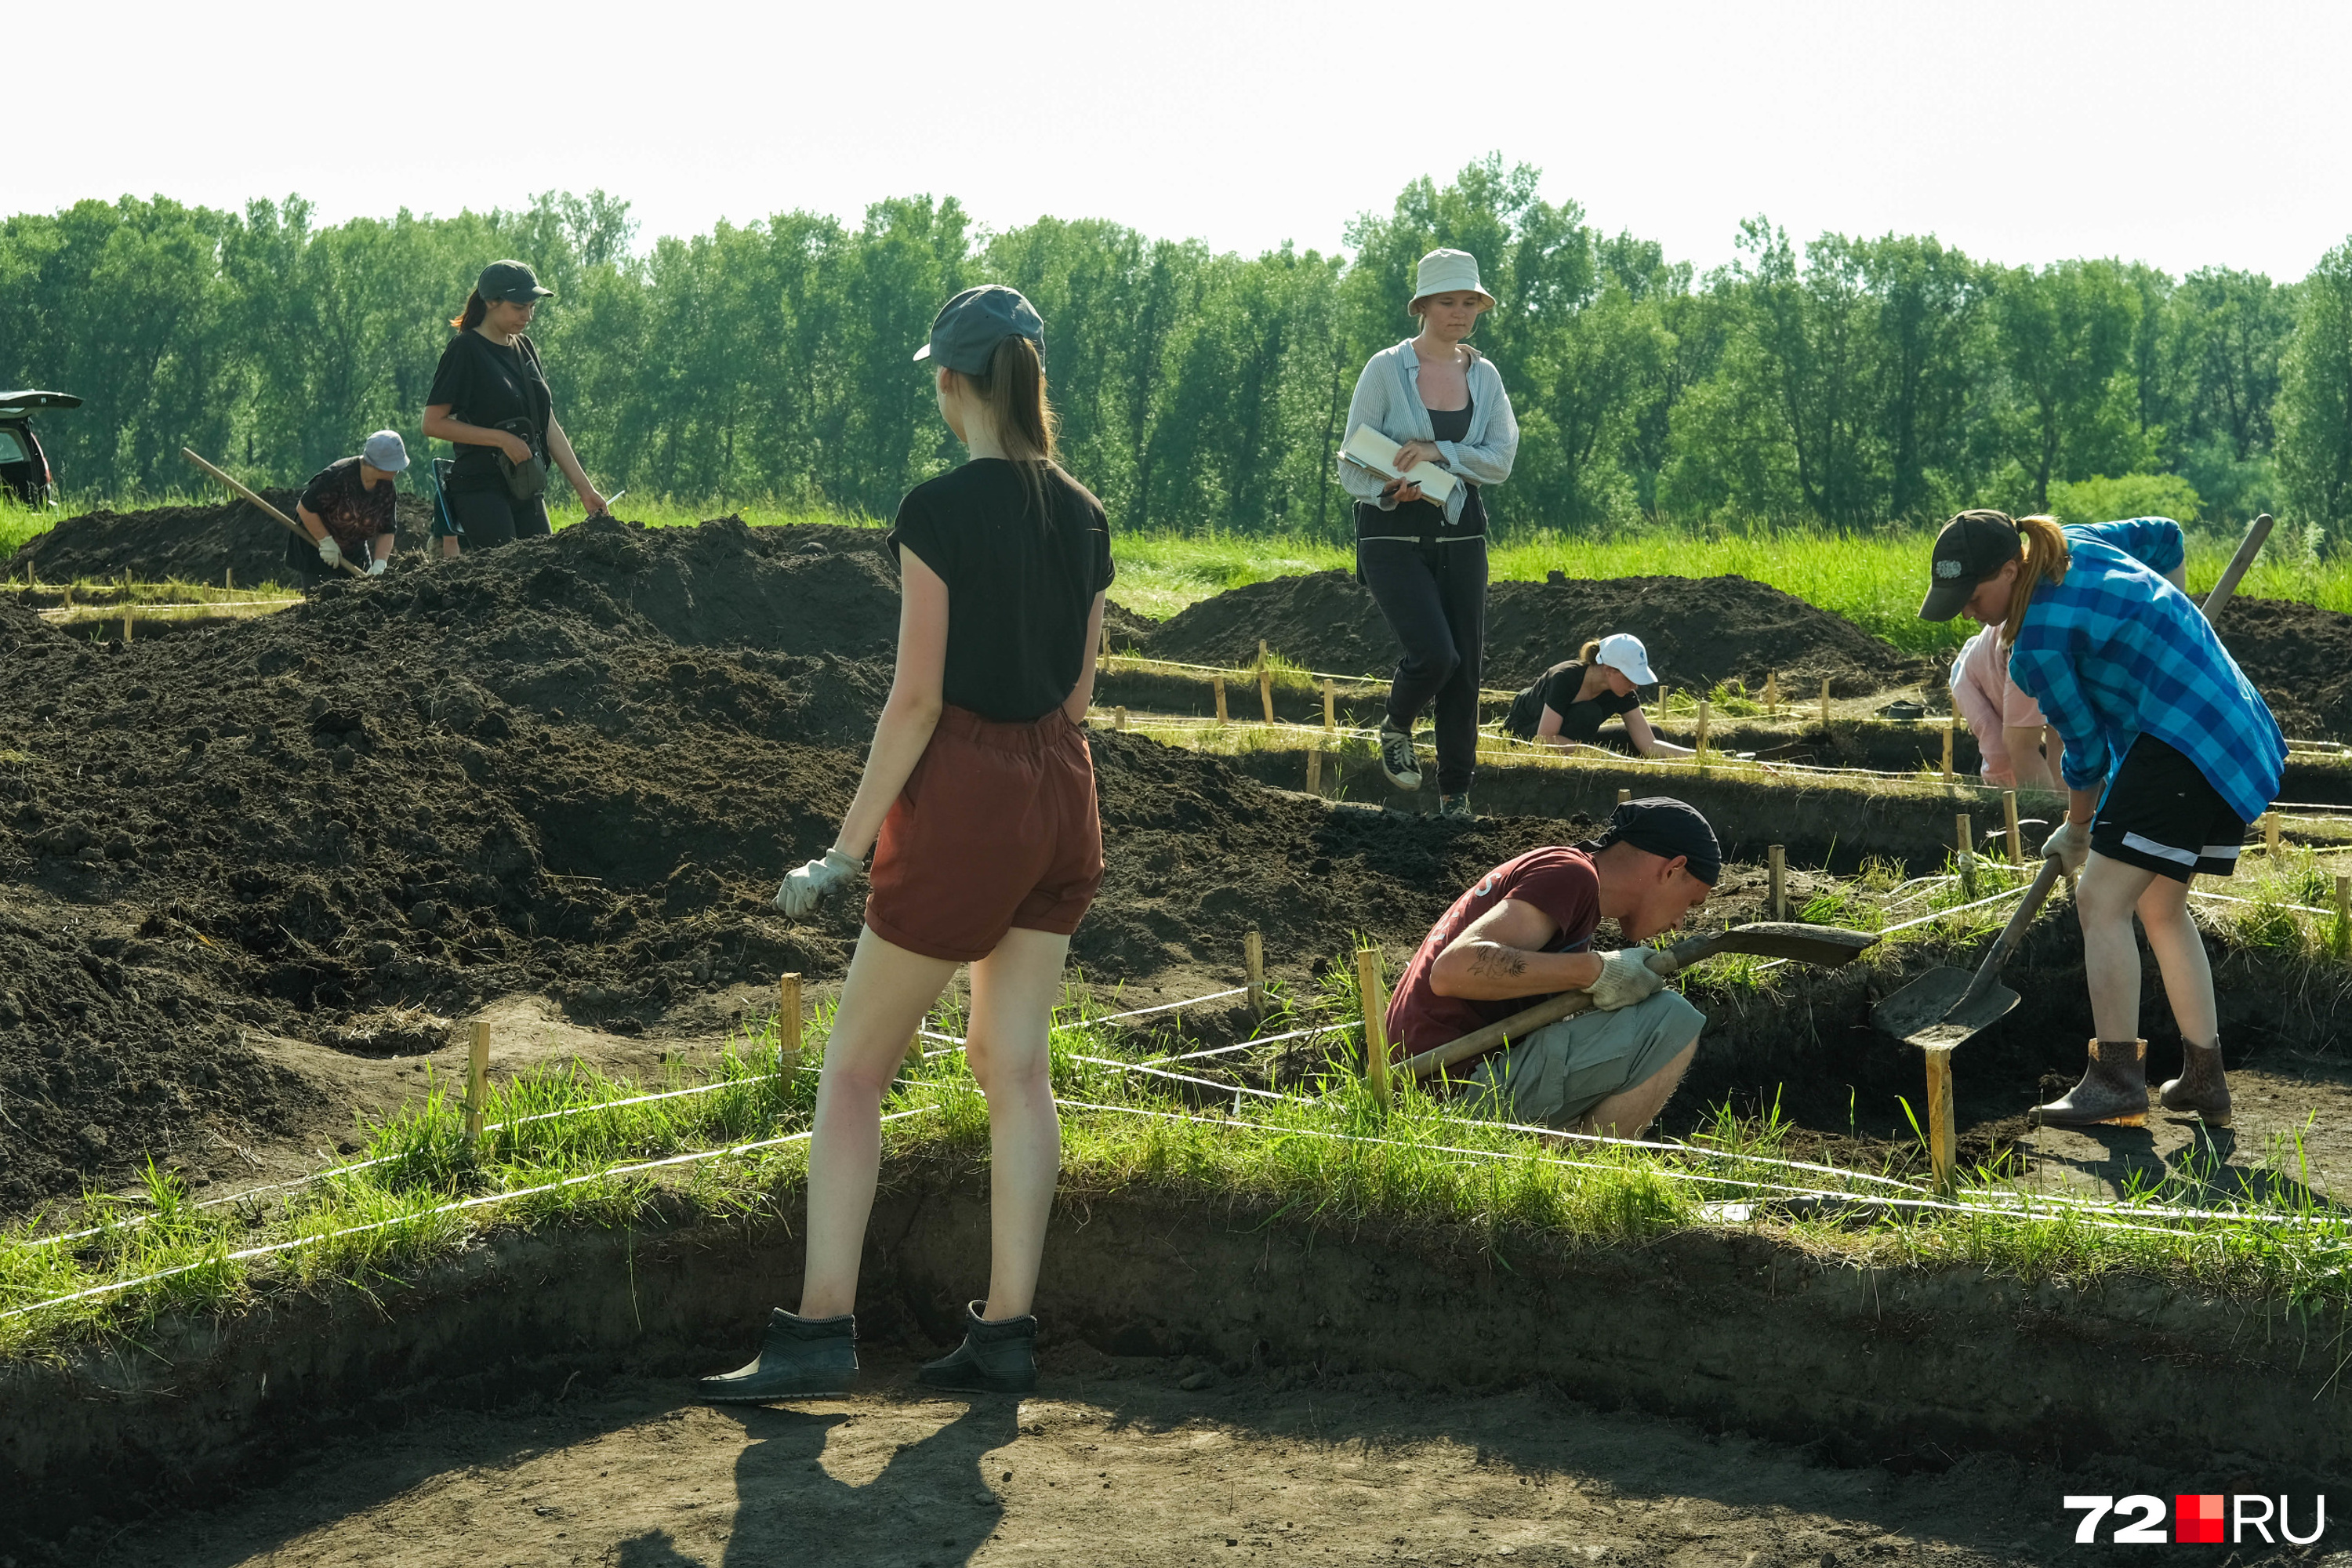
xmin=1950 ymin=625 xmax=2048 ymax=786
xmin=1385 ymin=847 xmax=1601 ymax=1065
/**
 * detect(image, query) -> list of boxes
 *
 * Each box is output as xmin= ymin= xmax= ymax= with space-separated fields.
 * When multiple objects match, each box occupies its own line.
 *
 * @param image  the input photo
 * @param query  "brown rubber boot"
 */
xmin=2031 ymin=1038 xmax=2150 ymax=1127
xmin=2158 ymin=1040 xmax=2233 ymax=1127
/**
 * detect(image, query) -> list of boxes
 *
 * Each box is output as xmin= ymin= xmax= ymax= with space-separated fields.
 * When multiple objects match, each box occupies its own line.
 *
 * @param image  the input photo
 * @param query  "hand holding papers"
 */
xmin=1341 ymin=425 xmax=1459 ymax=505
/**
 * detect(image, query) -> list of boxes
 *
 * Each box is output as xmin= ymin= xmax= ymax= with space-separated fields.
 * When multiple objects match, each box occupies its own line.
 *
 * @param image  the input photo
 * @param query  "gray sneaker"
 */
xmin=1438 ymin=793 xmax=1473 ymax=821
xmin=1377 ymin=723 xmax=1422 ymax=791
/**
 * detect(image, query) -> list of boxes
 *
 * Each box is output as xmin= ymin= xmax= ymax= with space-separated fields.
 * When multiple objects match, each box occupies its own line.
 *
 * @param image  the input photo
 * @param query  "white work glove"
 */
xmin=1586 ymin=946 xmax=1668 ymax=1011
xmin=775 ymin=848 xmax=861 ymax=917
xmin=366 ymin=557 xmax=388 ymax=577
xmin=2042 ymin=818 xmax=2091 ymax=874
xmin=315 ymin=535 xmax=343 ymax=568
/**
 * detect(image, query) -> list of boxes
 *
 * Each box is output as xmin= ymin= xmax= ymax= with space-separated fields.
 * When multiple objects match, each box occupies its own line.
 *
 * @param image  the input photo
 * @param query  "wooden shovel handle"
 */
xmin=2201 ymin=513 xmax=2270 ymax=621
xmin=181 ymin=447 xmax=368 ymax=579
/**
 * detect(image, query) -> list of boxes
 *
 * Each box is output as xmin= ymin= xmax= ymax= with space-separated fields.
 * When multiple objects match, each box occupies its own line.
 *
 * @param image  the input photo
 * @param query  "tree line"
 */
xmin=8 ymin=157 xmax=2352 ymax=546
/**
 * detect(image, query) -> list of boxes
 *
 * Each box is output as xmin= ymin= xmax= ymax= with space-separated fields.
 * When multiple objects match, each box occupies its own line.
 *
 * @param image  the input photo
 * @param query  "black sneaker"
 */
xmin=917 ymin=1300 xmax=1039 ymax=1395
xmin=1438 ymin=793 xmax=1473 ymax=821
xmin=1377 ymin=723 xmax=1422 ymax=792
xmin=696 ymin=1308 xmax=858 ymax=1402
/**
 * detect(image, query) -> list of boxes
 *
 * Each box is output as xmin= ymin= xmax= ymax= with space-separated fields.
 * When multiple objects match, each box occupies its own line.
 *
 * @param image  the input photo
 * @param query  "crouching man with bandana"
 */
xmin=1385 ymin=797 xmax=1720 ymax=1135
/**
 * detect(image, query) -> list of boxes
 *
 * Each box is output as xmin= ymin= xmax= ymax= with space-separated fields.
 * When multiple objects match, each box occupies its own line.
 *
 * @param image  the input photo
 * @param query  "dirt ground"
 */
xmin=60 ymin=1348 xmax=2338 ymax=1568
xmin=14 ymin=492 xmax=438 ymax=586
xmin=1133 ymin=570 xmax=1939 ymax=697
xmin=2210 ymin=595 xmax=2352 ymax=742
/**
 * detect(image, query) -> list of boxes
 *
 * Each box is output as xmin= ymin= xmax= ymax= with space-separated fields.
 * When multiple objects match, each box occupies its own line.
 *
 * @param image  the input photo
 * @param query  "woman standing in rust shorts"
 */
xmin=699 ymin=285 xmax=1111 ymax=1402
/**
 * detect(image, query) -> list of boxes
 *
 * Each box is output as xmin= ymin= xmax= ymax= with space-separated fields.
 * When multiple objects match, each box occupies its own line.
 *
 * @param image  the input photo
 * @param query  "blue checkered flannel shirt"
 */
xmin=2005 ymin=517 xmax=2283 ymax=824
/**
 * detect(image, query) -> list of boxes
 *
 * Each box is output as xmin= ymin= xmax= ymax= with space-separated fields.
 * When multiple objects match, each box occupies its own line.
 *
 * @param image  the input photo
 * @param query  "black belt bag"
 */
xmin=494 ymin=417 xmax=550 ymax=501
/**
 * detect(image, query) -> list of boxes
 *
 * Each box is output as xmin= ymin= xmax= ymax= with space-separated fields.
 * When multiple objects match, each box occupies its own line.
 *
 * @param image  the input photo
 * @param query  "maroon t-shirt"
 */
xmin=1385 ymin=847 xmax=1602 ymax=1065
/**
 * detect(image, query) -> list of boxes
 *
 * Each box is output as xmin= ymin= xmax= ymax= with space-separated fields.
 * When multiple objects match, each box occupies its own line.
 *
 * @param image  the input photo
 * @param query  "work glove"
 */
xmin=2042 ymin=818 xmax=2091 ymax=874
xmin=315 ymin=535 xmax=343 ymax=568
xmin=1586 ymin=946 xmax=1668 ymax=1011
xmin=365 ymin=557 xmax=388 ymax=577
xmin=775 ymin=848 xmax=861 ymax=918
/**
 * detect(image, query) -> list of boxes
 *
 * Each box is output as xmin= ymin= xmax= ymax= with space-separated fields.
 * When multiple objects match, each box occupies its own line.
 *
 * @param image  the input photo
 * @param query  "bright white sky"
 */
xmin=22 ymin=0 xmax=2351 ymax=281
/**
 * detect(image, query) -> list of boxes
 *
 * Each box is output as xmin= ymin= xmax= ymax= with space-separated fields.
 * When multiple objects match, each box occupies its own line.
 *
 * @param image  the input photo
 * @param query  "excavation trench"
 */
xmin=5 ymin=1165 xmax=2347 ymax=1546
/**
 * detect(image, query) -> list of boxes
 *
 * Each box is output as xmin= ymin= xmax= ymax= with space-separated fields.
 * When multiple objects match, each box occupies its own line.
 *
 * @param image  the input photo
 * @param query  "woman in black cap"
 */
xmin=421 ymin=260 xmax=606 ymax=553
xmin=699 ymin=285 xmax=1112 ymax=1406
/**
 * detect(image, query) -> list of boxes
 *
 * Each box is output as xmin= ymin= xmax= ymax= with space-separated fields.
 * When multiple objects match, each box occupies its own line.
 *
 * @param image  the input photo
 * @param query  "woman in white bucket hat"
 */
xmin=1338 ymin=247 xmax=1520 ymax=819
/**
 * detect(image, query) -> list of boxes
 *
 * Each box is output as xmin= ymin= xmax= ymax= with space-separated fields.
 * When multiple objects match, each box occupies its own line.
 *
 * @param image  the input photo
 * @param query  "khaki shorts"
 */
xmin=1461 ymin=990 xmax=1705 ymax=1128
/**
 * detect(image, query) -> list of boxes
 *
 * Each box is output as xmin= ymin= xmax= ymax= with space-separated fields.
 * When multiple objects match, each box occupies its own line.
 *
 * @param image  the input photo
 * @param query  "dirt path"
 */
xmin=78 ymin=1349 xmax=2307 ymax=1568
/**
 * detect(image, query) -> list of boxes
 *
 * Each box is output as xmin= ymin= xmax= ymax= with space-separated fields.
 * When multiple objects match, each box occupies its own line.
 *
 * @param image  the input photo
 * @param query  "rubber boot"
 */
xmin=2158 ymin=1039 xmax=2234 ymax=1126
xmin=2031 ymin=1038 xmax=2149 ymax=1127
xmin=696 ymin=1308 xmax=858 ymax=1403
xmin=917 ymin=1300 xmax=1039 ymax=1395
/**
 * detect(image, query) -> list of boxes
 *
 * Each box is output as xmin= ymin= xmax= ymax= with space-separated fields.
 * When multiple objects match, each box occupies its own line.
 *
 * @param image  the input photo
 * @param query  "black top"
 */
xmin=1537 ymin=660 xmax=1644 ymax=742
xmin=426 ymin=331 xmax=552 ymax=494
xmin=887 ymin=460 xmax=1115 ymax=723
xmin=1355 ymin=388 xmax=1485 ymax=541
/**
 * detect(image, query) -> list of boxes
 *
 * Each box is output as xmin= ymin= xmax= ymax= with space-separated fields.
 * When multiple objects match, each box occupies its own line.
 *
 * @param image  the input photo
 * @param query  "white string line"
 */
xmin=1750 ymin=881 xmax=2034 ymax=975
xmin=2188 ymin=887 xmax=2345 ymax=919
xmin=1436 ymin=1112 xmax=1933 ymax=1195
xmin=1138 ymin=1018 xmax=1363 ymax=1066
xmin=921 ymin=986 xmax=1249 ymax=1058
xmin=1047 ymin=1099 xmax=2253 ymax=1239
xmin=1063 ymin=1055 xmax=1287 ymax=1101
xmin=2 ymin=1109 xmax=936 ymax=1322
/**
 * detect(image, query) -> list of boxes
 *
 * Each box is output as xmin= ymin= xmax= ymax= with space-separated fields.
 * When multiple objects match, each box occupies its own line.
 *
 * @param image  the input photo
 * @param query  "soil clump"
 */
xmin=2212 ymin=593 xmax=2352 ymax=740
xmin=13 ymin=491 xmax=436 ymax=586
xmin=1138 ymin=568 xmax=1937 ymax=695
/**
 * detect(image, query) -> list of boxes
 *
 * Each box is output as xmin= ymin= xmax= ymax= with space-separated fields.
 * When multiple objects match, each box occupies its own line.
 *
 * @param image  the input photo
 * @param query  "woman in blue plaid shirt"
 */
xmin=1918 ymin=510 xmax=2284 ymax=1129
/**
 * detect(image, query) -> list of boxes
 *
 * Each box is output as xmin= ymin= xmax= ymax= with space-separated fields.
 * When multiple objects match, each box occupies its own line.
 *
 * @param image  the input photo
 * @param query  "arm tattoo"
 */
xmin=1468 ymin=944 xmax=1528 ymax=980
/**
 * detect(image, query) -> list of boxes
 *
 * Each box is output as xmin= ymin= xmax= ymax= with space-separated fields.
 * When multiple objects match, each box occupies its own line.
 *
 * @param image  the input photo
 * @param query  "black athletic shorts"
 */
xmin=2090 ymin=734 xmax=2246 ymax=882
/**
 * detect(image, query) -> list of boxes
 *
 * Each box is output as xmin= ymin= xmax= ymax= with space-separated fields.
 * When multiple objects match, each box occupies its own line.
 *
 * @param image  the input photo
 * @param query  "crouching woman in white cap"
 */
xmin=1503 ymin=633 xmax=1697 ymax=760
xmin=286 ymin=429 xmax=407 ymax=590
xmin=1340 ymin=248 xmax=1519 ymax=819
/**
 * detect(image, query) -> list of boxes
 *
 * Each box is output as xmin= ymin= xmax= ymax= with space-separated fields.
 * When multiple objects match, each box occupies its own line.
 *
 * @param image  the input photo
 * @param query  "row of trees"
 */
xmin=8 ymin=158 xmax=2352 ymax=544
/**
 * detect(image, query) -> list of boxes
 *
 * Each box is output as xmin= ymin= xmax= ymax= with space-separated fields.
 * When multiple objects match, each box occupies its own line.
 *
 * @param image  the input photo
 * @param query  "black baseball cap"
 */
xmin=477 ymin=260 xmax=554 ymax=304
xmin=1918 ymin=510 xmax=2024 ymax=622
xmin=1588 ymin=797 xmax=1722 ymax=886
xmin=914 ymin=285 xmax=1045 ymax=376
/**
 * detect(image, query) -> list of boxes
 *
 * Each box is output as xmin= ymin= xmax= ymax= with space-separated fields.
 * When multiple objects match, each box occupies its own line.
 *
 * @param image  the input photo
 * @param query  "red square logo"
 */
xmin=2176 ymin=1494 xmax=2224 ymax=1544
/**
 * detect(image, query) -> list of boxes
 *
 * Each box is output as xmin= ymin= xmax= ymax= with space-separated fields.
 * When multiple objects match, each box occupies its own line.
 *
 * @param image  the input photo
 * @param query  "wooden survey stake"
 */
xmin=1356 ymin=948 xmax=1392 ymax=1112
xmin=778 ymin=973 xmax=803 ymax=1076
xmin=1941 ymin=713 xmax=1955 ymax=783
xmin=1924 ymin=1046 xmax=1957 ymax=1196
xmin=1617 ymin=788 xmax=1632 ymax=805
xmin=466 ymin=1022 xmax=490 ymax=1147
xmin=1820 ymin=677 xmax=1832 ymax=729
xmin=1768 ymin=844 xmax=1787 ymax=923
xmin=1213 ymin=676 xmax=1229 ymax=723
xmin=1763 ymin=672 xmax=1778 ymax=714
xmin=1245 ymin=929 xmax=1265 ymax=1020
xmin=1305 ymin=747 xmax=1322 ymax=793
xmin=1694 ymin=699 xmax=1711 ymax=765
xmin=1257 ymin=641 xmax=1275 ymax=724
xmin=2003 ymin=790 xmax=2022 ymax=865
xmin=1323 ymin=678 xmax=1335 ymax=731
xmin=1956 ymin=812 xmax=1975 ymax=897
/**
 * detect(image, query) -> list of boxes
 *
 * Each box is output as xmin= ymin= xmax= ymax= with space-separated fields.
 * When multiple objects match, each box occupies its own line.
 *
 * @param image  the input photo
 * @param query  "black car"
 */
xmin=0 ymin=389 xmax=82 ymax=506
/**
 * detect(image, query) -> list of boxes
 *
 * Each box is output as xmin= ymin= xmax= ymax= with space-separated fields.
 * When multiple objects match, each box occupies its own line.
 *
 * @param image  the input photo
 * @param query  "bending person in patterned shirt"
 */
xmin=1917 ymin=510 xmax=2284 ymax=1130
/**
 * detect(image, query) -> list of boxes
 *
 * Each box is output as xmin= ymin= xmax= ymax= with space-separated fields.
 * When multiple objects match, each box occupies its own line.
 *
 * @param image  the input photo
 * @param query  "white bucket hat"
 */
xmin=1411 ymin=248 xmax=1495 ymax=310
xmin=1595 ymin=633 xmax=1657 ymax=685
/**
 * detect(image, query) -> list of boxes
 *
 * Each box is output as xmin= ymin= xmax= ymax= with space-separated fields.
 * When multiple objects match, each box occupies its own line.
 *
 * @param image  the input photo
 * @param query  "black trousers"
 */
xmin=1357 ymin=532 xmax=1488 ymax=796
xmin=445 ymin=487 xmax=552 ymax=550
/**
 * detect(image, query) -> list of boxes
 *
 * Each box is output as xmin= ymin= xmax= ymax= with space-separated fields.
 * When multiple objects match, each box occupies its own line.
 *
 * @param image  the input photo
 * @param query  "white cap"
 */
xmin=363 ymin=430 xmax=410 ymax=473
xmin=1410 ymin=248 xmax=1495 ymax=308
xmin=1595 ymin=633 xmax=1656 ymax=685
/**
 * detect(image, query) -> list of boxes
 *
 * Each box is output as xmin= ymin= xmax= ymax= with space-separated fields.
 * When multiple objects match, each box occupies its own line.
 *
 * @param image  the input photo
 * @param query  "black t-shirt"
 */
xmin=886 ymin=461 xmax=1114 ymax=723
xmin=1536 ymin=660 xmax=1643 ymax=742
xmin=426 ymin=331 xmax=552 ymax=493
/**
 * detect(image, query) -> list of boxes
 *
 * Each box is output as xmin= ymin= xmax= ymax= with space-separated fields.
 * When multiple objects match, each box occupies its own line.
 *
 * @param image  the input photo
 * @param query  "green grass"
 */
xmin=8 ymin=941 xmax=2352 ymax=1362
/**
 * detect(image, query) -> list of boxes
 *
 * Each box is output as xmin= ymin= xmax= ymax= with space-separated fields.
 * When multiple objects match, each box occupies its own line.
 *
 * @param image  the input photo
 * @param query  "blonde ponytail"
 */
xmin=2002 ymin=514 xmax=2071 ymax=646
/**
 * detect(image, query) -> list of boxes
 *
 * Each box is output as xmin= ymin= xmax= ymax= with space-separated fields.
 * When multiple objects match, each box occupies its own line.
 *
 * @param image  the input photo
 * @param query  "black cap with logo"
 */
xmin=1588 ymin=797 xmax=1722 ymax=886
xmin=477 ymin=260 xmax=554 ymax=304
xmin=1918 ymin=510 xmax=2025 ymax=621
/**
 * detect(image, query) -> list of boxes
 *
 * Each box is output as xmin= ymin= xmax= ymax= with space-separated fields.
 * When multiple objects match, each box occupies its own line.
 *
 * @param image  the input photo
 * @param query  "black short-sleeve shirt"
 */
xmin=886 ymin=460 xmax=1114 ymax=723
xmin=426 ymin=331 xmax=551 ymax=494
xmin=1538 ymin=661 xmax=1644 ymax=742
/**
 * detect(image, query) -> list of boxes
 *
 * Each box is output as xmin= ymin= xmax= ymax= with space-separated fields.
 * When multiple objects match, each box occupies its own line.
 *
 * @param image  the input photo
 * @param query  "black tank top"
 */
xmin=1356 ymin=390 xmax=1487 ymax=540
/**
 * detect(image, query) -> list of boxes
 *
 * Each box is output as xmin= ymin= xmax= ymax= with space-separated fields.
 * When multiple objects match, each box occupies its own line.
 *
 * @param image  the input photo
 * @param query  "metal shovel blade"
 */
xmin=1873 ymin=967 xmax=2020 ymax=1050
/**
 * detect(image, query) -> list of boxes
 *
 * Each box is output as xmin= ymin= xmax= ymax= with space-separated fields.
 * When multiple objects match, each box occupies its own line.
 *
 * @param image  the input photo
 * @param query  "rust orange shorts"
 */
xmin=865 ymin=704 xmax=1105 ymax=963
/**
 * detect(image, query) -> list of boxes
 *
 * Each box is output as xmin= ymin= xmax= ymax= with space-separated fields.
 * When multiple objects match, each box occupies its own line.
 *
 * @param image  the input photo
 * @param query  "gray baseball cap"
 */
xmin=913 ymin=285 xmax=1044 ymax=375
xmin=362 ymin=430 xmax=409 ymax=473
xmin=477 ymin=260 xmax=554 ymax=303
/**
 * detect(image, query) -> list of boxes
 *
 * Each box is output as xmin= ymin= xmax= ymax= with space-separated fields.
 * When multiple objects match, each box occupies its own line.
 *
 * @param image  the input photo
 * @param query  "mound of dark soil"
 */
xmin=0 ymin=516 xmax=1576 ymax=1212
xmin=2212 ymin=595 xmax=2352 ymax=741
xmin=1138 ymin=571 xmax=1935 ymax=696
xmin=13 ymin=490 xmax=437 ymax=586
